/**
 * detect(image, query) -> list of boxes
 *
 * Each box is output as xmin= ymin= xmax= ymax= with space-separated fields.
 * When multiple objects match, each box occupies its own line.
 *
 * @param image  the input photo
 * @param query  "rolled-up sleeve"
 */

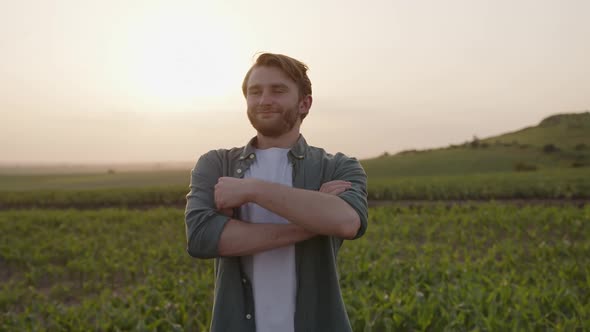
xmin=333 ymin=154 xmax=369 ymax=240
xmin=185 ymin=151 xmax=231 ymax=259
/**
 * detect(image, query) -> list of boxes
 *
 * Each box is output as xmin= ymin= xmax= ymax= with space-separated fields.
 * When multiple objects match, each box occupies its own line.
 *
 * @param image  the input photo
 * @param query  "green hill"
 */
xmin=482 ymin=112 xmax=590 ymax=149
xmin=362 ymin=111 xmax=590 ymax=177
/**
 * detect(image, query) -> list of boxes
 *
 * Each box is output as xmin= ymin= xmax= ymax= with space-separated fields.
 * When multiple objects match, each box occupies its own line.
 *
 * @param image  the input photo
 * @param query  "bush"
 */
xmin=574 ymin=143 xmax=587 ymax=151
xmin=514 ymin=162 xmax=538 ymax=172
xmin=543 ymin=144 xmax=560 ymax=153
xmin=571 ymin=161 xmax=586 ymax=168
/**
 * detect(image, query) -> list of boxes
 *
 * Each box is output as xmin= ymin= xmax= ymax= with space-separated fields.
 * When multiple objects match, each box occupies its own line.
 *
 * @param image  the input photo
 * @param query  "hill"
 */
xmin=482 ymin=111 xmax=590 ymax=149
xmin=362 ymin=111 xmax=590 ymax=177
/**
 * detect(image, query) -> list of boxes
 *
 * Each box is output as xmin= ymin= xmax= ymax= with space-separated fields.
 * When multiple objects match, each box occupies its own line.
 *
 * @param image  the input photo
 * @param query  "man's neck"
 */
xmin=255 ymin=128 xmax=300 ymax=150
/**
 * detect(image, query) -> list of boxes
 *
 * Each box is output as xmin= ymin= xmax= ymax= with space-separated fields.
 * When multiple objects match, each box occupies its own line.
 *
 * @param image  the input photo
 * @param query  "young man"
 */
xmin=185 ymin=53 xmax=368 ymax=332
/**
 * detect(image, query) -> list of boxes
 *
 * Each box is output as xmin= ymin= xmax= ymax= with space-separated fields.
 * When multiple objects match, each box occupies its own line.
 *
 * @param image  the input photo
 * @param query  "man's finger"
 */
xmin=321 ymin=180 xmax=351 ymax=188
xmin=323 ymin=180 xmax=351 ymax=187
xmin=322 ymin=184 xmax=351 ymax=195
xmin=320 ymin=182 xmax=351 ymax=193
xmin=320 ymin=185 xmax=348 ymax=194
xmin=326 ymin=189 xmax=345 ymax=195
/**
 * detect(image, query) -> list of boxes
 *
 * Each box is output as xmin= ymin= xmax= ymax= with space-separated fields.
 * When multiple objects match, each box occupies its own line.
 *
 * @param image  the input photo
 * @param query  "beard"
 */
xmin=247 ymin=104 xmax=300 ymax=137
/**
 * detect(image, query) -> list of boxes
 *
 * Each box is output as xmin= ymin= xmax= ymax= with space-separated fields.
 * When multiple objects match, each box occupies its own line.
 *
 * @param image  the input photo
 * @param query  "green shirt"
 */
xmin=185 ymin=134 xmax=369 ymax=332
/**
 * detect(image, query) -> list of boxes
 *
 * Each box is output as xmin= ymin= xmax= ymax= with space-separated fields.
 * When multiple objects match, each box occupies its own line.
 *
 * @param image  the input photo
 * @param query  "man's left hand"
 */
xmin=214 ymin=177 xmax=255 ymax=209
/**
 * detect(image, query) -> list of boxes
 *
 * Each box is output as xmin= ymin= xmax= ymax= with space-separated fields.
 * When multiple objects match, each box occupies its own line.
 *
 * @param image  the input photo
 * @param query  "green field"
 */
xmin=1 ymin=112 xmax=589 ymax=330
xmin=367 ymin=168 xmax=590 ymax=200
xmin=1 ymin=168 xmax=589 ymax=210
xmin=1 ymin=204 xmax=588 ymax=331
xmin=1 ymin=112 xmax=589 ymax=207
xmin=0 ymin=171 xmax=190 ymax=192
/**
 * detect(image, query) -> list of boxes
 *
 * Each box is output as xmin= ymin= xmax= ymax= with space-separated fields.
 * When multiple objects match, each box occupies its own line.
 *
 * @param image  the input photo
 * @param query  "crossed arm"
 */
xmin=185 ymin=152 xmax=368 ymax=259
xmin=215 ymin=179 xmax=358 ymax=256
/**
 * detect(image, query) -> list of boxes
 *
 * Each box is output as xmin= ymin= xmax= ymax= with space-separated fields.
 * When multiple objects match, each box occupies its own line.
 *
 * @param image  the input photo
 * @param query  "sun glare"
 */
xmin=122 ymin=6 xmax=246 ymax=109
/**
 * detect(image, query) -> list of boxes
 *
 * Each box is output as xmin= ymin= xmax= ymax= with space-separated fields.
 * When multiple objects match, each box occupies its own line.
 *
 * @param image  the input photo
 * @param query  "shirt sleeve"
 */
xmin=332 ymin=154 xmax=369 ymax=240
xmin=185 ymin=150 xmax=231 ymax=259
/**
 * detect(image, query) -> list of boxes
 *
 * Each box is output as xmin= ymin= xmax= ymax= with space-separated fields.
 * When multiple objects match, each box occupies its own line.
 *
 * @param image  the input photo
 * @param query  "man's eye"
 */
xmin=249 ymin=90 xmax=261 ymax=95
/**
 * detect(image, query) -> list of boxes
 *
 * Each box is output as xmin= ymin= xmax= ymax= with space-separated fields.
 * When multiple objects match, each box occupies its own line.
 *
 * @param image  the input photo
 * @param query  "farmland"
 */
xmin=1 ymin=204 xmax=589 ymax=331
xmin=1 ymin=112 xmax=589 ymax=330
xmin=1 ymin=168 xmax=590 ymax=210
xmin=2 ymin=112 xmax=590 ymax=208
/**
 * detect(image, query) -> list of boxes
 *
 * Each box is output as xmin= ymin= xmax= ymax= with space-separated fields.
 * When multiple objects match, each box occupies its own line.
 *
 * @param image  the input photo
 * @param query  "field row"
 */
xmin=1 ymin=168 xmax=589 ymax=209
xmin=1 ymin=204 xmax=589 ymax=330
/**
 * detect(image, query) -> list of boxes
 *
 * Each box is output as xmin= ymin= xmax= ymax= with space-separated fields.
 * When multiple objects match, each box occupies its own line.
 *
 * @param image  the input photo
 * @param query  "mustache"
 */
xmin=251 ymin=106 xmax=283 ymax=113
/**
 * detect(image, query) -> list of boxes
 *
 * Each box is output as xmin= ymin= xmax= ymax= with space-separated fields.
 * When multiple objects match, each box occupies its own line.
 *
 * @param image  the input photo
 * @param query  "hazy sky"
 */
xmin=1 ymin=0 xmax=589 ymax=164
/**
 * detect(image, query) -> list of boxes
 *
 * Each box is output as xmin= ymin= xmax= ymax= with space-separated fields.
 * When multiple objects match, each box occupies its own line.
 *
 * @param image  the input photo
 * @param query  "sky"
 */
xmin=1 ymin=0 xmax=589 ymax=164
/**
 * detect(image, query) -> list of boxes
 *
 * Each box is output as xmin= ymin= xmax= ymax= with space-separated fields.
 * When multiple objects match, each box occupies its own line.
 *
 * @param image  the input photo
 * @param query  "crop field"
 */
xmin=1 ymin=168 xmax=590 ymax=210
xmin=1 ymin=204 xmax=589 ymax=331
xmin=367 ymin=168 xmax=590 ymax=201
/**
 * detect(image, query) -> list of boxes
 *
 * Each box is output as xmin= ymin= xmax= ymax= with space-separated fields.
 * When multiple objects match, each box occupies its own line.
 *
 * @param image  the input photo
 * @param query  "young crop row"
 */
xmin=1 ymin=204 xmax=589 ymax=330
xmin=1 ymin=168 xmax=589 ymax=209
xmin=368 ymin=168 xmax=590 ymax=200
xmin=0 ymin=186 xmax=188 ymax=210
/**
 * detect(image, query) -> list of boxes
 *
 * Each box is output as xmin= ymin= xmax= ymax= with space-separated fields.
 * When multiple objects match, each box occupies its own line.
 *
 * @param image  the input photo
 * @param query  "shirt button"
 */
xmin=246 ymin=314 xmax=252 ymax=320
xmin=242 ymin=278 xmax=247 ymax=283
xmin=249 ymin=154 xmax=255 ymax=159
xmin=236 ymin=169 xmax=242 ymax=174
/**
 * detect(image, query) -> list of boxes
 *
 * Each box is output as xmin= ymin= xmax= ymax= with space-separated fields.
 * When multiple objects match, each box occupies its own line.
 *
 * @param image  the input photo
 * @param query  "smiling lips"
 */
xmin=257 ymin=111 xmax=281 ymax=115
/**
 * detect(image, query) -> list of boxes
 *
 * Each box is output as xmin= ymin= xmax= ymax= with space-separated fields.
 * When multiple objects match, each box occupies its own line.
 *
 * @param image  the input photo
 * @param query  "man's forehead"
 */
xmin=248 ymin=66 xmax=295 ymax=87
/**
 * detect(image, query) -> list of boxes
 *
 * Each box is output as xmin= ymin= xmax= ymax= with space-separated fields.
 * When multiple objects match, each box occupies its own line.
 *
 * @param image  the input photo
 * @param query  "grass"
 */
xmin=362 ymin=145 xmax=587 ymax=177
xmin=363 ymin=112 xmax=590 ymax=177
xmin=482 ymin=112 xmax=590 ymax=148
xmin=366 ymin=168 xmax=590 ymax=200
xmin=0 ymin=170 xmax=191 ymax=192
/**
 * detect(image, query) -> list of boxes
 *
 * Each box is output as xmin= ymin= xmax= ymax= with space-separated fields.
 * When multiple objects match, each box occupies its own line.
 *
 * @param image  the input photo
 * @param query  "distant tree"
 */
xmin=396 ymin=149 xmax=417 ymax=156
xmin=470 ymin=135 xmax=480 ymax=148
xmin=107 ymin=169 xmax=116 ymax=174
xmin=543 ymin=144 xmax=560 ymax=153
xmin=379 ymin=152 xmax=390 ymax=158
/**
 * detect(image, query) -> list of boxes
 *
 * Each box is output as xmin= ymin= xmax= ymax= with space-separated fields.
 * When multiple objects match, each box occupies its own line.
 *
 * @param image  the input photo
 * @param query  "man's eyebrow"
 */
xmin=248 ymin=83 xmax=290 ymax=91
xmin=271 ymin=83 xmax=289 ymax=89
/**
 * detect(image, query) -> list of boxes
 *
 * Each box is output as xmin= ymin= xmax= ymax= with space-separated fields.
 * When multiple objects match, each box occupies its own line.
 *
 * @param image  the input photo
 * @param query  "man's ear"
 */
xmin=299 ymin=95 xmax=313 ymax=116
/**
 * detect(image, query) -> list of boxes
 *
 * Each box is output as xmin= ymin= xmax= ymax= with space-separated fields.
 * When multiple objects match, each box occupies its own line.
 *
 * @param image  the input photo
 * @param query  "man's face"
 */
xmin=245 ymin=66 xmax=304 ymax=137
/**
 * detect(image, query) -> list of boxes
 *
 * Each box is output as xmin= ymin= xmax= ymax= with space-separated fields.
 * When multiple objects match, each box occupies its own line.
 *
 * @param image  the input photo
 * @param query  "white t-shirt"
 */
xmin=239 ymin=147 xmax=296 ymax=332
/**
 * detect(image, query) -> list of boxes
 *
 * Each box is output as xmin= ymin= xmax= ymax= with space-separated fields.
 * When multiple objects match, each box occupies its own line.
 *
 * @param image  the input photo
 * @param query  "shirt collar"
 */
xmin=239 ymin=134 xmax=308 ymax=160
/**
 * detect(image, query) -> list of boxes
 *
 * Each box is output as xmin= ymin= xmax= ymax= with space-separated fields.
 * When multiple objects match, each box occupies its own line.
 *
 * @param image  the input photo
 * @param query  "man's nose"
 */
xmin=258 ymin=90 xmax=272 ymax=105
